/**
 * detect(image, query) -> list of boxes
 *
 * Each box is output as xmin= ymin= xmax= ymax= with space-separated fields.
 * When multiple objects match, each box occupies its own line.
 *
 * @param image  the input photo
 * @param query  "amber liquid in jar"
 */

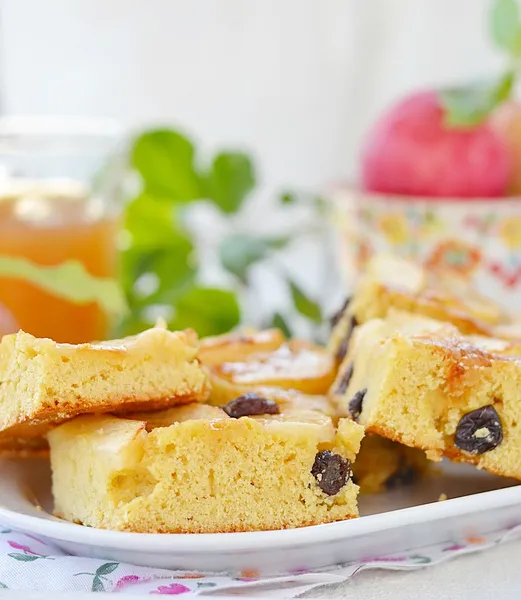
xmin=0 ymin=184 xmax=119 ymax=343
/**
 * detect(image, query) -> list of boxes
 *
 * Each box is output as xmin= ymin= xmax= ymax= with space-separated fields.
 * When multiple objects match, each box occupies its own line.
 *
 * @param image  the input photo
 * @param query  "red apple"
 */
xmin=361 ymin=90 xmax=511 ymax=198
xmin=490 ymin=100 xmax=521 ymax=195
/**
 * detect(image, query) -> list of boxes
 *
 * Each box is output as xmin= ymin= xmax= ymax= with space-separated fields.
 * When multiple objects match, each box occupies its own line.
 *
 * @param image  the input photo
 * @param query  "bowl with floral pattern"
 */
xmin=330 ymin=187 xmax=521 ymax=313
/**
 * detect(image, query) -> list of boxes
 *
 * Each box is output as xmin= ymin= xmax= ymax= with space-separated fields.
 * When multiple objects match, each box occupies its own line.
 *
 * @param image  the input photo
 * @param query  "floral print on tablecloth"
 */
xmin=0 ymin=523 xmax=520 ymax=597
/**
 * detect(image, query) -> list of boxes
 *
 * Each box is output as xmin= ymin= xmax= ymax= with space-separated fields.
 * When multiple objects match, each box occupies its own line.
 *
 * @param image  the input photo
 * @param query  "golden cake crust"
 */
xmin=0 ymin=325 xmax=209 ymax=442
xmin=329 ymin=254 xmax=518 ymax=361
xmin=0 ymin=436 xmax=49 ymax=457
xmin=339 ymin=324 xmax=521 ymax=479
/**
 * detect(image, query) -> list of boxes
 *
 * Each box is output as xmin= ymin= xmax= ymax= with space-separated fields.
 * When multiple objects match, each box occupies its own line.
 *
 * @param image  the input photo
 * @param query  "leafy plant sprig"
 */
xmin=441 ymin=0 xmax=521 ymax=127
xmin=118 ymin=128 xmax=327 ymax=338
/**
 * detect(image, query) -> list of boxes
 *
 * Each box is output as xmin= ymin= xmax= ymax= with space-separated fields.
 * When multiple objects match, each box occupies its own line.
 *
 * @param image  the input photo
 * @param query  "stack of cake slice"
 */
xmin=332 ymin=312 xmax=521 ymax=477
xmin=0 ymin=322 xmax=364 ymax=533
xmin=329 ymin=254 xmax=521 ymax=483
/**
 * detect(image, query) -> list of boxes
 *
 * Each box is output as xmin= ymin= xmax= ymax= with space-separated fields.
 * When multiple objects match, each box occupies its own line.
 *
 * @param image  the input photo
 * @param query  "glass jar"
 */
xmin=0 ymin=116 xmax=124 ymax=343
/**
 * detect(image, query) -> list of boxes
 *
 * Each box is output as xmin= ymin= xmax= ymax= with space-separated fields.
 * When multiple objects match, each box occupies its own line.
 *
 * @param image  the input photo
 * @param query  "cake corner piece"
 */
xmin=338 ymin=323 xmax=521 ymax=480
xmin=0 ymin=325 xmax=210 ymax=441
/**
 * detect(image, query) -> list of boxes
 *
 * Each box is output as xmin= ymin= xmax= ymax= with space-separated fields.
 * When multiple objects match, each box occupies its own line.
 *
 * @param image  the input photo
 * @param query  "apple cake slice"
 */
xmin=0 ymin=324 xmax=209 ymax=441
xmin=49 ymin=402 xmax=364 ymax=533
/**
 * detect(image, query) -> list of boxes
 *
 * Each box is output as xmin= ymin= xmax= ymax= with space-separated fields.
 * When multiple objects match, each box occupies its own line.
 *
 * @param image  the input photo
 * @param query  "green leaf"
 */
xmin=0 ymin=256 xmax=128 ymax=318
xmin=270 ymin=312 xmax=291 ymax=338
xmin=206 ymin=152 xmax=255 ymax=214
xmin=409 ymin=554 xmax=432 ymax=564
xmin=219 ymin=234 xmax=290 ymax=282
xmin=131 ymin=129 xmax=202 ymax=200
xmin=279 ymin=191 xmax=328 ymax=214
xmin=91 ymin=576 xmax=105 ymax=592
xmin=121 ymin=192 xmax=196 ymax=307
xmin=279 ymin=192 xmax=297 ymax=205
xmin=490 ymin=0 xmax=521 ymax=57
xmin=96 ymin=562 xmax=119 ymax=576
xmin=124 ymin=193 xmax=179 ymax=249
xmin=267 ymin=236 xmax=291 ymax=250
xmin=314 ymin=195 xmax=328 ymax=215
xmin=122 ymin=234 xmax=196 ymax=306
xmin=219 ymin=234 xmax=270 ymax=282
xmin=8 ymin=553 xmax=39 ymax=562
xmin=145 ymin=246 xmax=195 ymax=304
xmin=170 ymin=286 xmax=240 ymax=337
xmin=288 ymin=281 xmax=322 ymax=323
xmin=441 ymin=71 xmax=515 ymax=127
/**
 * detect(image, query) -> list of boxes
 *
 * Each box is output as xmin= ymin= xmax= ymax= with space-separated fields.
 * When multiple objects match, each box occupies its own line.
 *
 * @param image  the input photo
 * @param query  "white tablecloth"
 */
xmin=0 ymin=523 xmax=520 ymax=598
xmin=302 ymin=538 xmax=521 ymax=599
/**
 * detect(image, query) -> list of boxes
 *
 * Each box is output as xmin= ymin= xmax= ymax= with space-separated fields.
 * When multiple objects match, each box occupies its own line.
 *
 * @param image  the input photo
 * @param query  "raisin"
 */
xmin=335 ymin=362 xmax=354 ymax=395
xmin=454 ymin=405 xmax=503 ymax=454
xmin=335 ymin=315 xmax=358 ymax=362
xmin=348 ymin=388 xmax=366 ymax=421
xmin=222 ymin=393 xmax=280 ymax=418
xmin=330 ymin=296 xmax=351 ymax=329
xmin=385 ymin=463 xmax=418 ymax=489
xmin=311 ymin=450 xmax=351 ymax=495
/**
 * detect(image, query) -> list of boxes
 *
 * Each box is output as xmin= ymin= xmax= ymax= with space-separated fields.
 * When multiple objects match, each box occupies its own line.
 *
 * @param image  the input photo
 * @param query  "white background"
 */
xmin=0 ymin=0 xmax=510 ymax=330
xmin=0 ymin=0 xmax=503 ymax=194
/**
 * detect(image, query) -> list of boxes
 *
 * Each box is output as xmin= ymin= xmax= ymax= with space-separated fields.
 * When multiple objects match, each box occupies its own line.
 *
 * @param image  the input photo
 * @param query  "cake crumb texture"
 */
xmin=0 ymin=325 xmax=209 ymax=440
xmin=339 ymin=324 xmax=521 ymax=480
xmin=49 ymin=407 xmax=363 ymax=533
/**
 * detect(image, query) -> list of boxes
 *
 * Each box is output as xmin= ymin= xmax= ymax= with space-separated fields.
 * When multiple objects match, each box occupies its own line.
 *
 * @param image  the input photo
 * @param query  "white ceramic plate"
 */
xmin=0 ymin=458 xmax=520 ymax=575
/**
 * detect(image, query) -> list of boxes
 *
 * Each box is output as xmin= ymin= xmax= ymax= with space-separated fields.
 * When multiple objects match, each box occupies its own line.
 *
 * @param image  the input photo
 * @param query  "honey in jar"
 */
xmin=0 ymin=179 xmax=119 ymax=343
